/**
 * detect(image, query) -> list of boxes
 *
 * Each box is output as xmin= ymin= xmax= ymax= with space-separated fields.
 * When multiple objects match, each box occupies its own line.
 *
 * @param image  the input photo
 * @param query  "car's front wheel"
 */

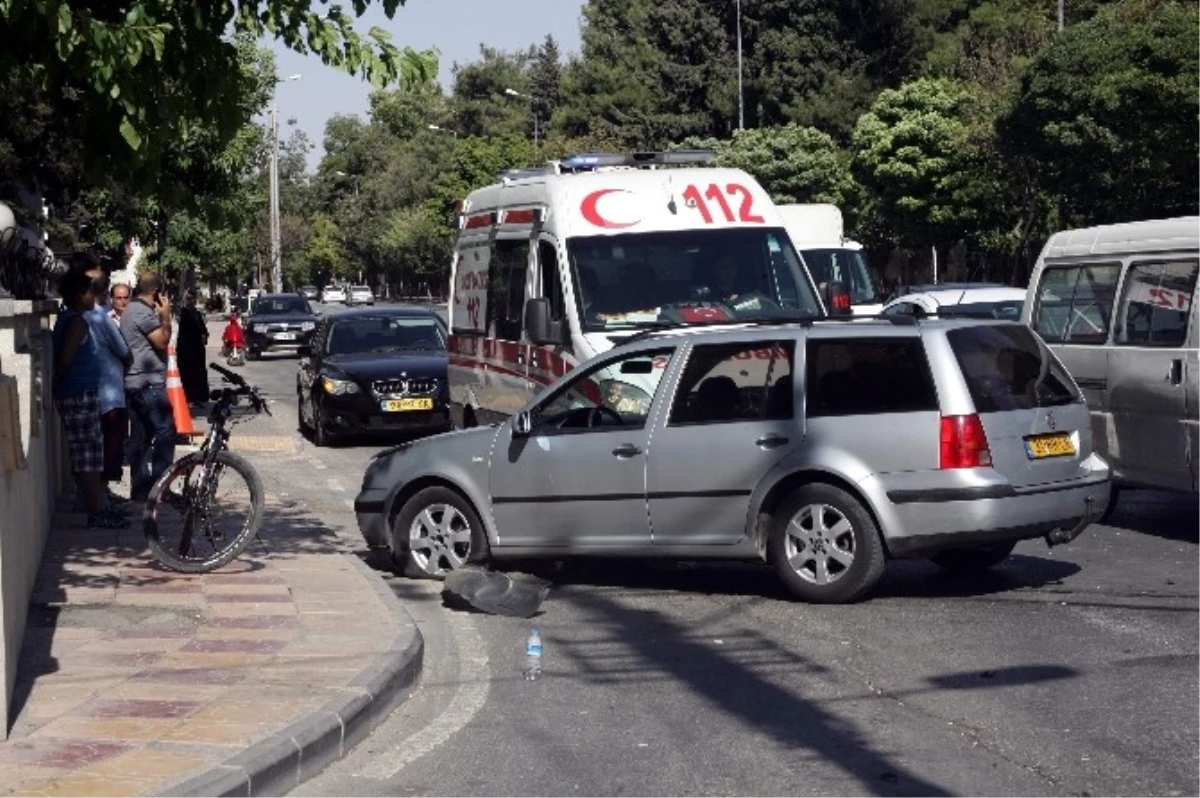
xmin=930 ymin=541 xmax=1017 ymax=573
xmin=391 ymin=486 xmax=489 ymax=579
xmin=768 ymin=483 xmax=886 ymax=604
xmin=310 ymin=397 xmax=336 ymax=447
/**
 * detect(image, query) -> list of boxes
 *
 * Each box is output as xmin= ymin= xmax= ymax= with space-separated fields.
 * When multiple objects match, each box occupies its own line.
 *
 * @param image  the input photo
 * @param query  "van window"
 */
xmin=1032 ymin=263 xmax=1121 ymax=344
xmin=806 ymin=339 xmax=937 ymax=416
xmin=486 ymin=240 xmax=529 ymax=341
xmin=670 ymin=341 xmax=794 ymax=425
xmin=1115 ymin=259 xmax=1198 ymax=348
xmin=947 ymin=325 xmax=1080 ymax=411
xmin=538 ymin=240 xmax=566 ymax=326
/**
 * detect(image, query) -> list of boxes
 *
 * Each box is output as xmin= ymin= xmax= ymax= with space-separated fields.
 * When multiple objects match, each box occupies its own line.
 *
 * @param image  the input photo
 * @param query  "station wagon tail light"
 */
xmin=940 ymin=415 xmax=992 ymax=469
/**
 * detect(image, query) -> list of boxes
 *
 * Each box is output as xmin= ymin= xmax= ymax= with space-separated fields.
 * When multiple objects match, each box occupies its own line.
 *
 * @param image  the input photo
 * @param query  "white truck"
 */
xmin=779 ymin=204 xmax=883 ymax=315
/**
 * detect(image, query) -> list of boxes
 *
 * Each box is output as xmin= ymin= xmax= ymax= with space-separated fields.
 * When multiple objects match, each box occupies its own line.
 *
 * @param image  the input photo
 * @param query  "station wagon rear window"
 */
xmin=947 ymin=325 xmax=1080 ymax=412
xmin=806 ymin=339 xmax=937 ymax=416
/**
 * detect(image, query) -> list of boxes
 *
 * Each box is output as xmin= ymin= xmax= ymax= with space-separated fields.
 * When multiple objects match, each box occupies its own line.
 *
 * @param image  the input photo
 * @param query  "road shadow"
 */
xmin=871 ymin=554 xmax=1082 ymax=600
xmin=1105 ymin=490 xmax=1199 ymax=543
xmin=6 ymin=605 xmax=59 ymax=735
xmin=557 ymin=588 xmax=954 ymax=796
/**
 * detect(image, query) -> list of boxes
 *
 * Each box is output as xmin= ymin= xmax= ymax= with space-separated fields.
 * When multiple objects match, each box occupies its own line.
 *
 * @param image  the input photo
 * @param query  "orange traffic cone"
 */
xmin=165 ymin=344 xmax=197 ymax=437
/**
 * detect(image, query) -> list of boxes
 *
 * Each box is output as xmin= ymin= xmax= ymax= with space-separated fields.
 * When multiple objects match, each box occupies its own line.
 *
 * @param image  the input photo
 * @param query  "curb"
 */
xmin=156 ymin=554 xmax=425 ymax=797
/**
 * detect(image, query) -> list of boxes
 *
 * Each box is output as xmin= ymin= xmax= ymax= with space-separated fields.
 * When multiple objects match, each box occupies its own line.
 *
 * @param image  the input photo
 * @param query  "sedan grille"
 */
xmin=373 ymin=377 xmax=438 ymax=397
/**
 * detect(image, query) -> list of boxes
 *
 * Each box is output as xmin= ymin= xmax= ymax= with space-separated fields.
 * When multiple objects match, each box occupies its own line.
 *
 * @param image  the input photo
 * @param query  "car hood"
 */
xmin=249 ymin=313 xmax=316 ymax=325
xmin=364 ymin=424 xmax=500 ymax=491
xmin=323 ymin=351 xmax=447 ymax=381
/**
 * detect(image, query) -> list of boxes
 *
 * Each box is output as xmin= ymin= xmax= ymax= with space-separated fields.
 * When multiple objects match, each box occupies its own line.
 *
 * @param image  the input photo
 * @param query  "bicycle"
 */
xmin=143 ymin=362 xmax=271 ymax=573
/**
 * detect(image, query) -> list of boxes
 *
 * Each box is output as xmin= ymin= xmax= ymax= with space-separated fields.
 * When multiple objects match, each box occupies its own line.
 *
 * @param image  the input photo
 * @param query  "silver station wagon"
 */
xmin=355 ymin=319 xmax=1110 ymax=603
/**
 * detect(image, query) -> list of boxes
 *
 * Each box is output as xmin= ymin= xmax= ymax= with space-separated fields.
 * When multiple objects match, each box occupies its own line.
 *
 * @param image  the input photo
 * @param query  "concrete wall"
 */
xmin=0 ymin=299 xmax=65 ymax=738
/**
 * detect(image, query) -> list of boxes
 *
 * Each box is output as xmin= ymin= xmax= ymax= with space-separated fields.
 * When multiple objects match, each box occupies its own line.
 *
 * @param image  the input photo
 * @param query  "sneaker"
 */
xmin=106 ymin=490 xmax=131 ymax=508
xmin=87 ymin=510 xmax=131 ymax=530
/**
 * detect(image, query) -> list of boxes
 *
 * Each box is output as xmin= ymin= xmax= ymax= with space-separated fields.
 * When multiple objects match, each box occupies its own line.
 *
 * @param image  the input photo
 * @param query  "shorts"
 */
xmin=56 ymin=392 xmax=104 ymax=474
xmin=100 ymin=407 xmax=129 ymax=481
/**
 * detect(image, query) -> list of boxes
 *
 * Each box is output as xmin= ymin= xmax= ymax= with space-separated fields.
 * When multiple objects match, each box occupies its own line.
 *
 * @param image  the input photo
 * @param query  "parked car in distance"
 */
xmin=299 ymin=285 xmax=319 ymax=300
xmin=347 ymin=285 xmax=375 ymax=306
xmin=297 ymin=307 xmax=449 ymax=447
xmin=356 ymin=318 xmax=1109 ymax=602
xmin=882 ymin=285 xmax=1026 ymax=320
xmin=245 ymin=293 xmax=319 ymax=359
xmin=321 ymin=285 xmax=347 ymax=304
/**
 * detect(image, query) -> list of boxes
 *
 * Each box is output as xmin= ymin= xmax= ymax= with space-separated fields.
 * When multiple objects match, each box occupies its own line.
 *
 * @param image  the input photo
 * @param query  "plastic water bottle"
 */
xmin=523 ymin=628 xmax=543 ymax=681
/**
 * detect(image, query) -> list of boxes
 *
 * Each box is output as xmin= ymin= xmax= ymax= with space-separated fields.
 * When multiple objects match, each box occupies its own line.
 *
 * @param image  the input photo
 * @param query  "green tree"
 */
xmin=999 ymin=0 xmax=1199 ymax=226
xmin=529 ymin=35 xmax=564 ymax=139
xmin=851 ymin=78 xmax=987 ymax=249
xmin=449 ymin=45 xmax=535 ymax=139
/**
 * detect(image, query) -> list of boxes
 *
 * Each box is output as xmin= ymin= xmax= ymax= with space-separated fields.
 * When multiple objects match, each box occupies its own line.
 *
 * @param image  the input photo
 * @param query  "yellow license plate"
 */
xmin=382 ymin=398 xmax=433 ymax=412
xmin=1025 ymin=434 xmax=1076 ymax=459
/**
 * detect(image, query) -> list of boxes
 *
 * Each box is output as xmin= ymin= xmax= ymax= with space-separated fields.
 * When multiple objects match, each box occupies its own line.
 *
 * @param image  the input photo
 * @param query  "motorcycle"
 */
xmin=221 ymin=311 xmax=247 ymax=367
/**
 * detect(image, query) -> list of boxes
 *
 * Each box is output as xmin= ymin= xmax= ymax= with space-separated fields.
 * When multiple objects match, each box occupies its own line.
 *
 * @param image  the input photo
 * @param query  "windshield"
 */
xmin=938 ymin=300 xmax=1024 ymax=321
xmin=325 ymin=316 xmax=446 ymax=356
xmin=567 ymin=228 xmax=822 ymax=332
xmin=253 ymin=296 xmax=312 ymax=315
xmin=799 ymin=248 xmax=877 ymax=304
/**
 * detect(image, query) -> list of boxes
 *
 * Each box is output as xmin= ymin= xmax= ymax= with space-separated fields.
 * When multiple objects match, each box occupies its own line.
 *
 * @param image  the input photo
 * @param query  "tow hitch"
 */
xmin=1045 ymin=496 xmax=1095 ymax=547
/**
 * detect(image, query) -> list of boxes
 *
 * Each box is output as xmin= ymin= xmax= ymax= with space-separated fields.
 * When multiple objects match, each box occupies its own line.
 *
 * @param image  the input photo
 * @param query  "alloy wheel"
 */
xmin=408 ymin=502 xmax=473 ymax=576
xmin=783 ymin=503 xmax=856 ymax=585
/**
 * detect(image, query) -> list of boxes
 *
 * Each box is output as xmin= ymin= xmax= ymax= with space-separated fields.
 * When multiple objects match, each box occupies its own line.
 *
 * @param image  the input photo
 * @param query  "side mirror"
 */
xmin=821 ymin=280 xmax=853 ymax=316
xmin=524 ymin=297 xmax=562 ymax=346
xmin=513 ymin=410 xmax=533 ymax=438
xmin=297 ymin=345 xmax=312 ymax=357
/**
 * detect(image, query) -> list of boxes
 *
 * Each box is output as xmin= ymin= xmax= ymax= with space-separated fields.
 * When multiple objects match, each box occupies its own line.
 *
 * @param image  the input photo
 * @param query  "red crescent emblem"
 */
xmin=580 ymin=189 xmax=639 ymax=229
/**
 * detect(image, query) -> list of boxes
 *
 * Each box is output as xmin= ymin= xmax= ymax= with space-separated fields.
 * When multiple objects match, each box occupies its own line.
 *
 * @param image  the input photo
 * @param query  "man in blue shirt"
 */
xmin=79 ymin=260 xmax=133 ymax=503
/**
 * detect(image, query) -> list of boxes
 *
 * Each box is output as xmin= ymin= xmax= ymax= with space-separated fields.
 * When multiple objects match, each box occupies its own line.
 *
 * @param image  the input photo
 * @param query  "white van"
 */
xmin=1022 ymin=216 xmax=1199 ymax=506
xmin=779 ymin=204 xmax=882 ymax=315
xmin=446 ymin=151 xmax=831 ymax=427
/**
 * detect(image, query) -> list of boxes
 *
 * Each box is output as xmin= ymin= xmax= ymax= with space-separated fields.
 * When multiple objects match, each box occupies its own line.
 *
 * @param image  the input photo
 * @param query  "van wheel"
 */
xmin=930 ymin=541 xmax=1017 ymax=573
xmin=391 ymin=486 xmax=489 ymax=579
xmin=768 ymin=484 xmax=885 ymax=604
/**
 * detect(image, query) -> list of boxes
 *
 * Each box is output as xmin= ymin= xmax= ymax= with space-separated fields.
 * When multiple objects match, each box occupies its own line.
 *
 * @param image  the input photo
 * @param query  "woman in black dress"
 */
xmin=177 ymin=289 xmax=209 ymax=407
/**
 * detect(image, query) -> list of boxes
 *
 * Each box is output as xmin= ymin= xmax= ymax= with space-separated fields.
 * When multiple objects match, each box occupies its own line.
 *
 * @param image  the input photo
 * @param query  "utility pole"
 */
xmin=504 ymin=88 xmax=539 ymax=152
xmin=736 ymin=0 xmax=744 ymax=130
xmin=1057 ymin=0 xmax=1064 ymax=32
xmin=269 ymin=74 xmax=300 ymax=293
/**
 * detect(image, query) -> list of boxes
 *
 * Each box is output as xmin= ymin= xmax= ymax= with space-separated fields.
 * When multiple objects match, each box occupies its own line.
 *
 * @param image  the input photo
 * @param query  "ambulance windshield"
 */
xmin=568 ymin=228 xmax=822 ymax=331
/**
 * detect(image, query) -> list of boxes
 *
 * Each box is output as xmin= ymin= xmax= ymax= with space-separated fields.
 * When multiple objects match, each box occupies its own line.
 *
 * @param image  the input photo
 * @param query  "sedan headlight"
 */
xmin=301 ymin=322 xmax=315 ymax=331
xmin=322 ymin=376 xmax=361 ymax=395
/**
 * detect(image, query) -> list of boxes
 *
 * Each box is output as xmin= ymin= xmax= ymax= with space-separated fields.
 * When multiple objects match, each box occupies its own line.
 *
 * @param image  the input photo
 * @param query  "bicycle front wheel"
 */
xmin=144 ymin=450 xmax=265 ymax=573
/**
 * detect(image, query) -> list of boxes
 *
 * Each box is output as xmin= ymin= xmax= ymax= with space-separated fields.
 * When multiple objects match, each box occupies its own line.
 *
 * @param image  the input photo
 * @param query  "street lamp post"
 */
xmin=427 ymin=124 xmax=460 ymax=140
xmin=504 ymin=88 xmax=539 ymax=151
xmin=736 ymin=0 xmax=744 ymax=130
xmin=269 ymin=74 xmax=301 ymax=293
xmin=1057 ymin=0 xmax=1064 ymax=31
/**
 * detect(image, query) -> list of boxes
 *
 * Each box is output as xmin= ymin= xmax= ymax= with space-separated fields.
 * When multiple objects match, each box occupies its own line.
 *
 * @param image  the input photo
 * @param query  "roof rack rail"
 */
xmin=495 ymin=165 xmax=556 ymax=183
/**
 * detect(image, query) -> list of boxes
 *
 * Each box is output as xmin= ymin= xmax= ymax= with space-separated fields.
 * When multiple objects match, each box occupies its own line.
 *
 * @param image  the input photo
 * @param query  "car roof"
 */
xmin=887 ymin=287 xmax=1026 ymax=307
xmin=255 ymin=293 xmax=308 ymax=301
xmin=610 ymin=316 xmax=1017 ymax=353
xmin=330 ymin=306 xmax=442 ymax=321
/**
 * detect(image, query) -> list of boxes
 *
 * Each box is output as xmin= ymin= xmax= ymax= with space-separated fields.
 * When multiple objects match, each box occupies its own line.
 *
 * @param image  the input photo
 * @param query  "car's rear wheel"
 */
xmin=391 ymin=486 xmax=489 ymax=579
xmin=930 ymin=541 xmax=1017 ymax=573
xmin=768 ymin=483 xmax=885 ymax=604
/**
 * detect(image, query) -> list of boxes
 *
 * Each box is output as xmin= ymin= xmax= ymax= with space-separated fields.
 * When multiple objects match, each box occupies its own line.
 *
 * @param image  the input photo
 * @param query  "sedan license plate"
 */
xmin=1025 ymin=433 xmax=1076 ymax=459
xmin=382 ymin=398 xmax=434 ymax=412
xmin=274 ymin=331 xmax=296 ymax=340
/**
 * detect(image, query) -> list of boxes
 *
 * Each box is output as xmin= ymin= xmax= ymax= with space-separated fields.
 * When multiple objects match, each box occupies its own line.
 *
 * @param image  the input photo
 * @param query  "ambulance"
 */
xmin=778 ymin=203 xmax=883 ymax=315
xmin=446 ymin=150 xmax=837 ymax=428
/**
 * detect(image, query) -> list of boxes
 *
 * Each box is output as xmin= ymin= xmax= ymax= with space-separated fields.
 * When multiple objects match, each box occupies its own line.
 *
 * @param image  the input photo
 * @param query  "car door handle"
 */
xmin=1168 ymin=359 xmax=1183 ymax=385
xmin=612 ymin=443 xmax=642 ymax=458
xmin=755 ymin=435 xmax=789 ymax=449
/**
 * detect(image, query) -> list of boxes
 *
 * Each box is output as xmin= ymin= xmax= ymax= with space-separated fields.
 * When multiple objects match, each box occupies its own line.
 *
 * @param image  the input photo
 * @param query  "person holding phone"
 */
xmin=119 ymin=272 xmax=177 ymax=501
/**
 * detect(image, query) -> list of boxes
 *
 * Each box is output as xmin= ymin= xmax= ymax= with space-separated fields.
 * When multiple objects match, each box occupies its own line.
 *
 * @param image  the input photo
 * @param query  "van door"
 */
xmin=1107 ymin=257 xmax=1199 ymax=491
xmin=480 ymin=238 xmax=534 ymax=420
xmin=1029 ymin=261 xmax=1122 ymax=463
xmin=527 ymin=237 xmax=574 ymax=392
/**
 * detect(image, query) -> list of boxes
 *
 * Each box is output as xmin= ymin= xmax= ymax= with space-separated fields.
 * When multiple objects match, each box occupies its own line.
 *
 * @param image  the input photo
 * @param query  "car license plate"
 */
xmin=1025 ymin=433 xmax=1076 ymax=459
xmin=382 ymin=398 xmax=434 ymax=412
xmin=274 ymin=331 xmax=296 ymax=340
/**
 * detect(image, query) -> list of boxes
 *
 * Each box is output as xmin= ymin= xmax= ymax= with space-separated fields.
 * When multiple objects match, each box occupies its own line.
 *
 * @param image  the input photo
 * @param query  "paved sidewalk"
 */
xmin=1 ymin=488 xmax=422 ymax=796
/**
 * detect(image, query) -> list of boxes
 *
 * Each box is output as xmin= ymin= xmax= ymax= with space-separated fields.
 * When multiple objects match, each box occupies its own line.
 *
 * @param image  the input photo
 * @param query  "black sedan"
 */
xmin=297 ymin=307 xmax=450 ymax=446
xmin=246 ymin=293 xmax=319 ymax=359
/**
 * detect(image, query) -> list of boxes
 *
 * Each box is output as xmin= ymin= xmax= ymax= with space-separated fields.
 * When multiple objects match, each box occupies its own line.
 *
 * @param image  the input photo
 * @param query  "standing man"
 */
xmin=73 ymin=256 xmax=134 ymax=505
xmin=109 ymin=282 xmax=131 ymax=325
xmin=120 ymin=272 xmax=176 ymax=501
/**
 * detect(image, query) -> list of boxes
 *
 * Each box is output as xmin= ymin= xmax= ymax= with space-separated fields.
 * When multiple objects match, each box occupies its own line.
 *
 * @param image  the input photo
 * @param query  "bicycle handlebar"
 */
xmin=208 ymin=362 xmax=271 ymax=416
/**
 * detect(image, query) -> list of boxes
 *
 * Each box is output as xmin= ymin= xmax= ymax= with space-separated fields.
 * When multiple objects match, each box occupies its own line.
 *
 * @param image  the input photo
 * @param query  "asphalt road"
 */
xmin=203 ymin=303 xmax=1199 ymax=797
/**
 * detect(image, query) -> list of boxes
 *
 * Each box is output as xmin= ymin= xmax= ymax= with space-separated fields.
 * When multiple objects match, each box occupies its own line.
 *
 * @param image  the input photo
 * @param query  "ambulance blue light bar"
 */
xmin=559 ymin=150 xmax=717 ymax=171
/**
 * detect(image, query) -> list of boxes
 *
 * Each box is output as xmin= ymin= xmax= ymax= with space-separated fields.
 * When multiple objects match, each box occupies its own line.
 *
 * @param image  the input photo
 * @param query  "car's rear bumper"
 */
xmin=864 ymin=454 xmax=1110 ymax=557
